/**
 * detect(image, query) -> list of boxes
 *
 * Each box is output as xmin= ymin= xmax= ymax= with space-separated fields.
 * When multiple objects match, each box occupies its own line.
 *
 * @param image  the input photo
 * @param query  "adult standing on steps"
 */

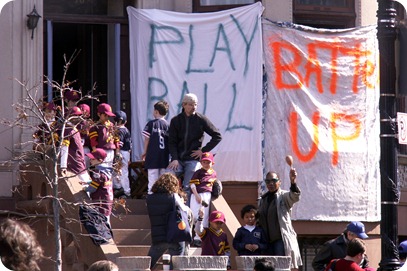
xmin=146 ymin=172 xmax=190 ymax=268
xmin=167 ymin=93 xmax=222 ymax=203
xmin=312 ymin=221 xmax=370 ymax=271
xmin=257 ymin=169 xmax=303 ymax=271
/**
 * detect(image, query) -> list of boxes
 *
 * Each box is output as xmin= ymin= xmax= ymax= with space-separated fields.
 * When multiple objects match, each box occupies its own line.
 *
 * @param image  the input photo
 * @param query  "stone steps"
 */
xmin=110 ymin=214 xmax=150 ymax=229
xmin=113 ymin=229 xmax=152 ymax=245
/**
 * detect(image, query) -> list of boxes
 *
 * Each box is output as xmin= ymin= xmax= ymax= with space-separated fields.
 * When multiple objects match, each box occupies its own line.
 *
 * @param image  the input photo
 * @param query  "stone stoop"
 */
xmin=172 ymin=255 xmax=229 ymax=270
xmin=110 ymin=197 xmax=241 ymax=270
xmin=116 ymin=256 xmax=151 ymax=271
xmin=111 ymin=199 xmax=152 ymax=258
xmin=235 ymin=256 xmax=291 ymax=271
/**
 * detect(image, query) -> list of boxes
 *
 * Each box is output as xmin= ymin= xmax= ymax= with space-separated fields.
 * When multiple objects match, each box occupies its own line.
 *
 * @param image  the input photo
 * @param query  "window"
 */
xmin=193 ymin=0 xmax=259 ymax=13
xmin=293 ymin=0 xmax=355 ymax=29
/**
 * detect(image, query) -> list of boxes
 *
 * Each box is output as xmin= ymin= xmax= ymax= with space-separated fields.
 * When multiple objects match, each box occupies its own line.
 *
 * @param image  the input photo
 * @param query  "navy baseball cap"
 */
xmin=399 ymin=241 xmax=407 ymax=253
xmin=347 ymin=221 xmax=368 ymax=239
xmin=114 ymin=110 xmax=127 ymax=122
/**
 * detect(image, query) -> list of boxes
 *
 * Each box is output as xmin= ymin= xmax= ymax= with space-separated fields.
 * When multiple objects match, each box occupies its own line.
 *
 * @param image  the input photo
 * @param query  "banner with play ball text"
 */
xmin=262 ymin=21 xmax=380 ymax=221
xmin=127 ymin=3 xmax=264 ymax=182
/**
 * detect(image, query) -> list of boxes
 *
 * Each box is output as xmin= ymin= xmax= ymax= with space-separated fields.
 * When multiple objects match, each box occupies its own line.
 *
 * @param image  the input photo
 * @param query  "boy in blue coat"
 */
xmin=233 ymin=204 xmax=268 ymax=255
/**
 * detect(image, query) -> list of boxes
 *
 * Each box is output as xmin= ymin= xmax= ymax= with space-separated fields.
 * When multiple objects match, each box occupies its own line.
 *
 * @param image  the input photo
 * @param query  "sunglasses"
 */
xmin=264 ymin=178 xmax=280 ymax=184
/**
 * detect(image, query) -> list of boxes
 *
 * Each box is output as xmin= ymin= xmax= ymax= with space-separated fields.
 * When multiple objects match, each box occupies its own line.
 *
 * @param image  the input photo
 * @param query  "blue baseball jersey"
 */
xmin=117 ymin=126 xmax=132 ymax=151
xmin=142 ymin=118 xmax=170 ymax=169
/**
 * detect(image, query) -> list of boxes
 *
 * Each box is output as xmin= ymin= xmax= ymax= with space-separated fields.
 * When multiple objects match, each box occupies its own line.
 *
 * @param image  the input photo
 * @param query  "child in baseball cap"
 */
xmin=84 ymin=148 xmax=114 ymax=223
xmin=64 ymin=89 xmax=81 ymax=109
xmin=195 ymin=209 xmax=231 ymax=268
xmin=190 ymin=152 xmax=216 ymax=246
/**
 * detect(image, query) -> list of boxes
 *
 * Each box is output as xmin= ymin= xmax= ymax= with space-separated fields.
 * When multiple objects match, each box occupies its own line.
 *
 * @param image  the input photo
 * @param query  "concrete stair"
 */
xmin=110 ymin=198 xmax=202 ymax=261
xmin=111 ymin=199 xmax=151 ymax=257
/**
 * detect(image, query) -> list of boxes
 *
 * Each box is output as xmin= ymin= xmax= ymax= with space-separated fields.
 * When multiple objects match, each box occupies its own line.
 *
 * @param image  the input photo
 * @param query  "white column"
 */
xmin=17 ymin=0 xmax=44 ymax=152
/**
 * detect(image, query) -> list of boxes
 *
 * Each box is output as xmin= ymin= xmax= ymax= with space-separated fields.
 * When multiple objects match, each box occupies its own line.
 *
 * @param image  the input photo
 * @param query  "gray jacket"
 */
xmin=258 ymin=186 xmax=303 ymax=269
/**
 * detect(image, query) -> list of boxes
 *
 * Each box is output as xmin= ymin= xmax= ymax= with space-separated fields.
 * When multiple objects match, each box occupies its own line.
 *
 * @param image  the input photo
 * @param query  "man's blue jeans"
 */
xmin=174 ymin=160 xmax=200 ymax=204
xmin=267 ymin=239 xmax=285 ymax=256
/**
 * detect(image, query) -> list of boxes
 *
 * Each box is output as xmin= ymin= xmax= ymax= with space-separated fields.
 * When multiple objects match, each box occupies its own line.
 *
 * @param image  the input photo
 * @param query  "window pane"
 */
xmin=44 ymin=0 xmax=108 ymax=15
xmin=296 ymin=0 xmax=347 ymax=7
xmin=200 ymin=0 xmax=255 ymax=6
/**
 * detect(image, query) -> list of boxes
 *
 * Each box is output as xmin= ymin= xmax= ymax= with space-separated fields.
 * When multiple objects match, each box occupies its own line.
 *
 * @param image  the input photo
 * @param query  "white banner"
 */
xmin=127 ymin=3 xmax=264 ymax=181
xmin=263 ymin=22 xmax=381 ymax=221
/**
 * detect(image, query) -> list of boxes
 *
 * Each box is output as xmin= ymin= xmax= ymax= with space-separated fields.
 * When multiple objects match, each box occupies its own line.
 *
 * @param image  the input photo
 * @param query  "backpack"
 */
xmin=211 ymin=179 xmax=223 ymax=200
xmin=326 ymin=259 xmax=339 ymax=271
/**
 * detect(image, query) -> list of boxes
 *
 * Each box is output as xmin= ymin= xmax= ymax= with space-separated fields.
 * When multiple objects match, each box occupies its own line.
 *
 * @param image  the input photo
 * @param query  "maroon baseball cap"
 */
xmin=44 ymin=102 xmax=57 ymax=111
xmin=65 ymin=89 xmax=81 ymax=101
xmin=68 ymin=106 xmax=82 ymax=116
xmin=97 ymin=103 xmax=115 ymax=117
xmin=86 ymin=148 xmax=107 ymax=161
xmin=209 ymin=211 xmax=225 ymax=223
xmin=201 ymin=152 xmax=214 ymax=163
xmin=79 ymin=104 xmax=90 ymax=115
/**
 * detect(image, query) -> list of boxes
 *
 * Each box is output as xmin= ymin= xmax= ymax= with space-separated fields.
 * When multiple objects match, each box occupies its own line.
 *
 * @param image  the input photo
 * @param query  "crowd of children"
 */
xmin=33 ymin=92 xmax=280 ymax=270
xmin=33 ymin=89 xmax=132 ymax=225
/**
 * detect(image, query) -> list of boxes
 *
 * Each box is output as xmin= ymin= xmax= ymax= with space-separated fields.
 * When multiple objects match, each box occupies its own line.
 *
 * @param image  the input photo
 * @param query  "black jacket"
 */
xmin=312 ymin=234 xmax=348 ymax=271
xmin=312 ymin=233 xmax=369 ymax=271
xmin=146 ymin=193 xmax=174 ymax=244
xmin=168 ymin=112 xmax=222 ymax=161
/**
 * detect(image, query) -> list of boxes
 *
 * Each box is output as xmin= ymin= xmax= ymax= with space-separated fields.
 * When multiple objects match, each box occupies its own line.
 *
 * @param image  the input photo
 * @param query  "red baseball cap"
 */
xmin=86 ymin=148 xmax=107 ymax=161
xmin=97 ymin=103 xmax=115 ymax=117
xmin=209 ymin=211 xmax=225 ymax=223
xmin=79 ymin=104 xmax=90 ymax=115
xmin=201 ymin=152 xmax=214 ymax=163
xmin=44 ymin=102 xmax=57 ymax=111
xmin=68 ymin=106 xmax=82 ymax=116
xmin=65 ymin=89 xmax=81 ymax=101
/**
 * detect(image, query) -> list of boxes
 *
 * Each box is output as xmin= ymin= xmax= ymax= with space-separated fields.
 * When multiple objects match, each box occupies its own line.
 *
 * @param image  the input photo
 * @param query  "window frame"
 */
xmin=293 ymin=0 xmax=355 ymax=13
xmin=192 ymin=0 xmax=261 ymax=13
xmin=293 ymin=0 xmax=356 ymax=29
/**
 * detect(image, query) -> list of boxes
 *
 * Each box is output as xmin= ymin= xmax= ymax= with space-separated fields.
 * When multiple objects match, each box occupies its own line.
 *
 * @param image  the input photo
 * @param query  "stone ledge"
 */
xmin=116 ymin=256 xmax=151 ymax=271
xmin=172 ymin=255 xmax=228 ymax=270
xmin=235 ymin=256 xmax=291 ymax=271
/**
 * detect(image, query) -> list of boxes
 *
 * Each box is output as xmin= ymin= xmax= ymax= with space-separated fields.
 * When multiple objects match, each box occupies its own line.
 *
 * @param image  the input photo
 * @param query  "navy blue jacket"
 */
xmin=233 ymin=226 xmax=269 ymax=255
xmin=146 ymin=193 xmax=174 ymax=244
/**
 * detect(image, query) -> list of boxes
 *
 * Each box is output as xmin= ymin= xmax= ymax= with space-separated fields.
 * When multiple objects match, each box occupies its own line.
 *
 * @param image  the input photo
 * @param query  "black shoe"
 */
xmin=114 ymin=188 xmax=124 ymax=198
xmin=192 ymin=239 xmax=201 ymax=247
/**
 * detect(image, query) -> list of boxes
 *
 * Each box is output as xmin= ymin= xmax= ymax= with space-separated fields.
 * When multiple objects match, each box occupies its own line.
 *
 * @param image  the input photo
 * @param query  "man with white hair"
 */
xmin=168 ymin=93 xmax=222 ymax=204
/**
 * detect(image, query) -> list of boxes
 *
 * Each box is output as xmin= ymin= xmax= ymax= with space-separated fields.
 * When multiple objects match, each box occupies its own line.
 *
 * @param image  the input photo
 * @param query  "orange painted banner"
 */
xmin=263 ymin=21 xmax=380 ymax=221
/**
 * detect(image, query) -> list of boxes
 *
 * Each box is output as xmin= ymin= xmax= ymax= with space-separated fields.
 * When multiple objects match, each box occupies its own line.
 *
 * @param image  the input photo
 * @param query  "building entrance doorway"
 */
xmin=45 ymin=23 xmax=108 ymax=117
